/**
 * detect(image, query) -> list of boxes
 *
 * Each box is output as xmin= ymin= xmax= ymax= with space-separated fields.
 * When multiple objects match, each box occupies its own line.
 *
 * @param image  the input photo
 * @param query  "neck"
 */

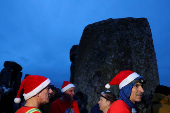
xmin=24 ymin=97 xmax=39 ymax=108
xmin=103 ymin=106 xmax=110 ymax=113
xmin=131 ymin=100 xmax=135 ymax=104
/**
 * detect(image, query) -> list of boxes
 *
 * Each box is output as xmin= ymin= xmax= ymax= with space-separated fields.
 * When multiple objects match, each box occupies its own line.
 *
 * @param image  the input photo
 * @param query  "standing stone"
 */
xmin=0 ymin=61 xmax=22 ymax=87
xmin=73 ymin=17 xmax=159 ymax=113
xmin=70 ymin=45 xmax=79 ymax=83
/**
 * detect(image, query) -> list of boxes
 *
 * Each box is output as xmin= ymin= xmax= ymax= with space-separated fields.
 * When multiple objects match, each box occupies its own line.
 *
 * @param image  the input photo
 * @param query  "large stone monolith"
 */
xmin=73 ymin=17 xmax=159 ymax=113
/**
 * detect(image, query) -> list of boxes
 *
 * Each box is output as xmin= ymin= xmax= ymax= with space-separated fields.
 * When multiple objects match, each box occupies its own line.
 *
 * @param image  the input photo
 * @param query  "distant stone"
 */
xmin=0 ymin=61 xmax=22 ymax=87
xmin=73 ymin=17 xmax=159 ymax=112
xmin=4 ymin=61 xmax=22 ymax=71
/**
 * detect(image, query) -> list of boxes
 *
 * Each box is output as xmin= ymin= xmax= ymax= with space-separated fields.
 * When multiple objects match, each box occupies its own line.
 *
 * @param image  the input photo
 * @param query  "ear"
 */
xmin=107 ymin=100 xmax=111 ymax=106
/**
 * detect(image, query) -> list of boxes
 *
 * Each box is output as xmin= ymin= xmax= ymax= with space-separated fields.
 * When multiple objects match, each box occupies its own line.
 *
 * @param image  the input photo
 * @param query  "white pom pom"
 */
xmin=14 ymin=98 xmax=21 ymax=103
xmin=105 ymin=83 xmax=110 ymax=89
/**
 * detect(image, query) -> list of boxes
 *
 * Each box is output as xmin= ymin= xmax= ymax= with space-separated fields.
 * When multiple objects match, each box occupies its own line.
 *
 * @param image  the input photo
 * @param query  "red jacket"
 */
xmin=107 ymin=100 xmax=131 ymax=113
xmin=50 ymin=98 xmax=80 ymax=113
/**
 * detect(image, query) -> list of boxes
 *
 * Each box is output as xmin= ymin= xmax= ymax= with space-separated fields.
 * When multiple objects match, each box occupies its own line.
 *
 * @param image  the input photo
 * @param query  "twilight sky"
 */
xmin=0 ymin=0 xmax=170 ymax=88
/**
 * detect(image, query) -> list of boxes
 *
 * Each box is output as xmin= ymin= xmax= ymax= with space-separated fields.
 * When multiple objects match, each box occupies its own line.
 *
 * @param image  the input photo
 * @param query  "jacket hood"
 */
xmin=151 ymin=93 xmax=170 ymax=105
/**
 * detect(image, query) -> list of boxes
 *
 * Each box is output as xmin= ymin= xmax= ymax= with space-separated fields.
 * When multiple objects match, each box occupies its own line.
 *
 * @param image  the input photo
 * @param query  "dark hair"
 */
xmin=49 ymin=85 xmax=57 ymax=91
xmin=155 ymin=85 xmax=170 ymax=96
xmin=101 ymin=92 xmax=117 ymax=104
xmin=75 ymin=91 xmax=84 ymax=100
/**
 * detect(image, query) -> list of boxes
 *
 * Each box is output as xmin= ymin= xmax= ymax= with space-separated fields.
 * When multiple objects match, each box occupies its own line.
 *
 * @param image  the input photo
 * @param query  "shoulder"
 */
xmin=112 ymin=100 xmax=128 ymax=106
xmin=72 ymin=99 xmax=77 ymax=103
xmin=16 ymin=107 xmax=41 ymax=113
xmin=108 ymin=100 xmax=131 ymax=113
xmin=159 ymin=104 xmax=170 ymax=112
xmin=72 ymin=100 xmax=78 ymax=105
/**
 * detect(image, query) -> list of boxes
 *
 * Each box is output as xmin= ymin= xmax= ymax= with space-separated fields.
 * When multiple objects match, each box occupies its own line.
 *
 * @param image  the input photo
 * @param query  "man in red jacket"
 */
xmin=14 ymin=75 xmax=52 ymax=113
xmin=105 ymin=70 xmax=145 ymax=113
xmin=50 ymin=81 xmax=80 ymax=113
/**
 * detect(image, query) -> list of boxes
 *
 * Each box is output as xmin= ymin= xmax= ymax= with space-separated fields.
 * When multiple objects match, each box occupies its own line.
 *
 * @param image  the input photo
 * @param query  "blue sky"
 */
xmin=0 ymin=0 xmax=170 ymax=88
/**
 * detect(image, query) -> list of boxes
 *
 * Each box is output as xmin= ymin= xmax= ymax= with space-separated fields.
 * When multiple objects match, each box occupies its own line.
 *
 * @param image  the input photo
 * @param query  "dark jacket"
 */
xmin=90 ymin=104 xmax=102 ymax=113
xmin=146 ymin=93 xmax=170 ymax=113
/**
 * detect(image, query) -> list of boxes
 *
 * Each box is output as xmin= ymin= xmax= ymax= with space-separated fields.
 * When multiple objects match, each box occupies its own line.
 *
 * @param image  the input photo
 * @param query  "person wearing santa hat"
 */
xmin=98 ymin=91 xmax=117 ymax=113
xmin=105 ymin=70 xmax=145 ymax=113
xmin=14 ymin=75 xmax=52 ymax=113
xmin=50 ymin=81 xmax=80 ymax=113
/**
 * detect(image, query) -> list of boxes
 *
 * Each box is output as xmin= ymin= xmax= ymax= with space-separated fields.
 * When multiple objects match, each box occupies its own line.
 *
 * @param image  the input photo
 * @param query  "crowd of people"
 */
xmin=0 ymin=70 xmax=170 ymax=113
xmin=0 ymin=85 xmax=19 ymax=113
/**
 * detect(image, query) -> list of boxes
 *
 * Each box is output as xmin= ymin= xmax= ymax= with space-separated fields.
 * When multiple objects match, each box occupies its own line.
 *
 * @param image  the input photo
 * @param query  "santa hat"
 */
xmin=61 ymin=81 xmax=75 ymax=93
xmin=105 ymin=70 xmax=141 ymax=89
xmin=14 ymin=75 xmax=51 ymax=103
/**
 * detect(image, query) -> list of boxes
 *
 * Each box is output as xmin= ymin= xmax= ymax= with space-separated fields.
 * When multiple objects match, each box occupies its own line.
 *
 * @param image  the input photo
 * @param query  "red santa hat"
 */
xmin=61 ymin=81 xmax=75 ymax=93
xmin=14 ymin=75 xmax=51 ymax=103
xmin=105 ymin=70 xmax=140 ymax=89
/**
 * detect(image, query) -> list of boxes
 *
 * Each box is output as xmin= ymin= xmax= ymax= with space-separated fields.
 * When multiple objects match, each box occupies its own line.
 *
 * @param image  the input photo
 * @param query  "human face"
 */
xmin=98 ymin=94 xmax=110 ymax=112
xmin=129 ymin=83 xmax=144 ymax=104
xmin=38 ymin=86 xmax=53 ymax=104
xmin=64 ymin=87 xmax=75 ymax=99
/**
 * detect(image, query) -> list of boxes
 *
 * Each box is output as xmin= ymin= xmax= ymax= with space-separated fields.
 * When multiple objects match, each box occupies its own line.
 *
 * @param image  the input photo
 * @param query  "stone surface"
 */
xmin=73 ymin=17 xmax=159 ymax=113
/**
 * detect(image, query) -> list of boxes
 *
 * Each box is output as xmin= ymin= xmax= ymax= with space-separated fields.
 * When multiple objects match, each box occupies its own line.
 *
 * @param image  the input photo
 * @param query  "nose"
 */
xmin=72 ymin=91 xmax=75 ymax=95
xmin=49 ymin=88 xmax=53 ymax=94
xmin=140 ymin=86 xmax=144 ymax=93
xmin=98 ymin=100 xmax=100 ymax=104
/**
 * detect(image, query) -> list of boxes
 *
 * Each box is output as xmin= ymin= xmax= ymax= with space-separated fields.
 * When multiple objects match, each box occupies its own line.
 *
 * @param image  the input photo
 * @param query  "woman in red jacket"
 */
xmin=98 ymin=91 xmax=117 ymax=113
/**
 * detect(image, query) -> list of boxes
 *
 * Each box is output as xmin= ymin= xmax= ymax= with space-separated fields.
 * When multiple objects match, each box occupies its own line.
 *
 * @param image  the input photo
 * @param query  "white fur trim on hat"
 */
xmin=61 ymin=84 xmax=75 ymax=93
xmin=14 ymin=98 xmax=21 ymax=103
xmin=23 ymin=78 xmax=51 ymax=100
xmin=119 ymin=72 xmax=140 ymax=89
xmin=105 ymin=83 xmax=110 ymax=89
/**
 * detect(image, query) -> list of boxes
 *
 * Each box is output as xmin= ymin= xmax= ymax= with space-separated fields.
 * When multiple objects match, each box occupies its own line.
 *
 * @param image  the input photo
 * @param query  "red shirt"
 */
xmin=107 ymin=100 xmax=131 ymax=113
xmin=50 ymin=98 xmax=80 ymax=113
xmin=16 ymin=106 xmax=41 ymax=113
